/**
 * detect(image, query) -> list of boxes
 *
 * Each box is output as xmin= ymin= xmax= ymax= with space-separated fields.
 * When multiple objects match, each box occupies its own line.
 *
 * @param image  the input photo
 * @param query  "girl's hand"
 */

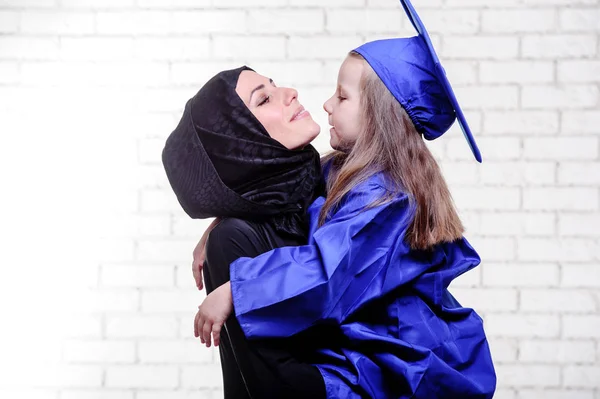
xmin=192 ymin=218 xmax=221 ymax=290
xmin=194 ymin=282 xmax=233 ymax=347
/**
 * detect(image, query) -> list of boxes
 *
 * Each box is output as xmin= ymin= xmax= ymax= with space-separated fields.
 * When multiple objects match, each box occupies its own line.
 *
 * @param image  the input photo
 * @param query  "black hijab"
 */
xmin=162 ymin=66 xmax=324 ymax=239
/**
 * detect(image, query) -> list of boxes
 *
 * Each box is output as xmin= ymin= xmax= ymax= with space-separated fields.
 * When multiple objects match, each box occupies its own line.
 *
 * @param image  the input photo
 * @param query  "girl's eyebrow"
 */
xmin=249 ymin=79 xmax=274 ymax=103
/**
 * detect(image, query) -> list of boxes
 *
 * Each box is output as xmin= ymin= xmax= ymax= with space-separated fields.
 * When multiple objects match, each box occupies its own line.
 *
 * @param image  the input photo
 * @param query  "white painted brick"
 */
xmin=0 ymin=10 xmax=19 ymax=32
xmin=520 ymin=340 xmax=596 ymax=363
xmin=480 ymin=61 xmax=554 ymax=84
xmin=523 ymin=85 xmax=599 ymax=109
xmin=524 ymin=188 xmax=598 ymax=211
xmin=558 ymin=163 xmax=600 ymax=186
xmin=560 ymin=8 xmax=600 ymax=32
xmin=416 ymin=9 xmax=480 ymax=34
xmin=446 ymin=0 xmax=520 ymax=6
xmin=138 ymin=0 xmax=210 ymax=7
xmin=496 ymin=365 xmax=561 ymax=387
xmin=558 ymin=61 xmax=600 ymax=83
xmin=0 ymin=37 xmax=58 ymax=60
xmin=139 ymin=340 xmax=213 ymax=363
xmin=96 ymin=238 xmax=135 ymax=262
xmin=451 ymin=288 xmax=518 ymax=311
xmin=467 ymin=236 xmax=516 ymax=261
xmin=449 ymin=263 xmax=481 ymax=287
xmin=447 ymin=137 xmax=520 ymax=161
xmin=482 ymin=263 xmax=560 ymax=287
xmin=520 ymin=289 xmax=596 ymax=312
xmin=452 ymin=187 xmax=521 ymax=210
xmin=33 ymin=366 xmax=103 ymax=388
xmin=437 ymin=161 xmax=479 ymax=185
xmin=176 ymin=264 xmax=201 ymax=290
xmin=105 ymin=366 xmax=178 ymax=388
xmin=0 ymin=0 xmax=55 ymax=6
xmin=62 ymin=315 xmax=102 ymax=338
xmin=443 ymin=61 xmax=478 ymax=85
xmin=443 ymin=36 xmax=519 ymax=59
xmin=326 ymin=9 xmax=406 ymax=34
xmin=482 ymin=9 xmax=556 ymax=33
xmin=0 ymin=61 xmax=19 ymax=83
xmin=522 ymin=35 xmax=597 ymax=58
xmin=171 ymin=216 xmax=214 ymax=238
xmin=564 ymin=315 xmax=600 ymax=338
xmin=61 ymin=391 xmax=134 ymax=399
xmin=60 ymin=0 xmax=135 ymax=7
xmin=561 ymin=264 xmax=600 ymax=287
xmin=484 ymin=111 xmax=559 ymax=135
xmin=96 ymin=11 xmax=171 ymax=35
xmin=0 ymin=390 xmax=56 ymax=399
xmin=523 ymin=0 xmax=598 ymax=4
xmin=488 ymin=338 xmax=519 ymax=362
xmin=562 ymin=111 xmax=600 ymax=135
xmin=141 ymin=290 xmax=203 ymax=313
xmin=134 ymin=38 xmax=211 ymax=61
xmin=63 ymin=340 xmax=136 ymax=363
xmin=170 ymin=61 xmax=238 ymax=85
xmin=139 ymin=138 xmax=166 ymax=164
xmin=213 ymin=36 xmax=286 ymax=60
xmin=106 ymin=316 xmax=178 ymax=338
xmin=518 ymin=238 xmax=600 ymax=262
xmin=61 ymin=38 xmax=134 ymax=61
xmin=290 ymin=0 xmax=364 ymax=5
xmin=368 ymin=0 xmax=442 ymax=6
xmin=172 ymin=11 xmax=247 ymax=34
xmin=140 ymin=188 xmax=180 ymax=212
xmin=101 ymin=264 xmax=174 ymax=288
xmin=181 ymin=365 xmax=222 ymax=388
xmin=136 ymin=391 xmax=218 ymax=399
xmin=523 ymin=137 xmax=598 ymax=160
xmin=249 ymin=9 xmax=323 ymax=33
xmin=480 ymin=212 xmax=556 ymax=236
xmin=517 ymin=389 xmax=595 ymax=399
xmin=480 ymin=162 xmax=556 ymax=187
xmin=213 ymin=0 xmax=286 ymax=6
xmin=563 ymin=366 xmax=600 ymax=388
xmin=68 ymin=289 xmax=139 ymax=313
xmin=249 ymin=61 xmax=325 ymax=86
xmin=136 ymin=239 xmax=194 ymax=263
xmin=454 ymin=86 xmax=519 ymax=109
xmin=487 ymin=314 xmax=560 ymax=338
xmin=288 ymin=36 xmax=362 ymax=60
xmin=21 ymin=11 xmax=94 ymax=34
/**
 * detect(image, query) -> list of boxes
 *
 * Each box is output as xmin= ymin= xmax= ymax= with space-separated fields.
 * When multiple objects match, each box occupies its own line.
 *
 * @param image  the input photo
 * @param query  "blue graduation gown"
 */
xmin=229 ymin=172 xmax=497 ymax=398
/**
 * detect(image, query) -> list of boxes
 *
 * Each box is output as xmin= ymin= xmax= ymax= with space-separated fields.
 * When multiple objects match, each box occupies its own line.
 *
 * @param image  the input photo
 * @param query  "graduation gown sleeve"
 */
xmin=230 ymin=177 xmax=432 ymax=339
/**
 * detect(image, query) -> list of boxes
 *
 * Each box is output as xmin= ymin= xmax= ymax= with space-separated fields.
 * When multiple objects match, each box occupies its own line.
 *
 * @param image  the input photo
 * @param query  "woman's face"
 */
xmin=236 ymin=71 xmax=320 ymax=150
xmin=323 ymin=55 xmax=365 ymax=152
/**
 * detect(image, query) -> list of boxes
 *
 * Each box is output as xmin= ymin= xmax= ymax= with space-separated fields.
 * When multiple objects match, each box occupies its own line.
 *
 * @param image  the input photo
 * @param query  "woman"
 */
xmin=162 ymin=65 xmax=330 ymax=398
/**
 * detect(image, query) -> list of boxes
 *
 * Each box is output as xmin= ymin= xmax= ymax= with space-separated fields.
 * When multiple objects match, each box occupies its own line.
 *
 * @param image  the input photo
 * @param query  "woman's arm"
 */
xmin=192 ymin=217 xmax=221 ymax=290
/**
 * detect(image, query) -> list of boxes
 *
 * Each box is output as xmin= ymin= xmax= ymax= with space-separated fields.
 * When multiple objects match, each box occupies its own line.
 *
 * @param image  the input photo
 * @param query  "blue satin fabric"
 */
xmin=230 ymin=173 xmax=496 ymax=398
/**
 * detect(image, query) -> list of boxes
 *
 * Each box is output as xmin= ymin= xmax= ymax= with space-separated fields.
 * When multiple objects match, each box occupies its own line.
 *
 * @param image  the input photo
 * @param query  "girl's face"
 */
xmin=236 ymin=70 xmax=320 ymax=150
xmin=323 ymin=56 xmax=365 ymax=152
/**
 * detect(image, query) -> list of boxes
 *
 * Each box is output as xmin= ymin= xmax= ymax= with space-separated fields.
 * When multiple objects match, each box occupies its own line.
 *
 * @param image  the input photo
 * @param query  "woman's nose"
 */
xmin=283 ymin=87 xmax=298 ymax=105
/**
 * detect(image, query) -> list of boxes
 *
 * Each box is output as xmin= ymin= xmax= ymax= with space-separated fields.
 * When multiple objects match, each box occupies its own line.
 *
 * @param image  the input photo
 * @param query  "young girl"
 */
xmin=195 ymin=1 xmax=496 ymax=398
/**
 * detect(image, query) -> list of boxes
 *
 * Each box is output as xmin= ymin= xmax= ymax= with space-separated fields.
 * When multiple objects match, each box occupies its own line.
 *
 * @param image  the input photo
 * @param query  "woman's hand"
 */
xmin=194 ymin=282 xmax=233 ymax=347
xmin=192 ymin=218 xmax=221 ymax=290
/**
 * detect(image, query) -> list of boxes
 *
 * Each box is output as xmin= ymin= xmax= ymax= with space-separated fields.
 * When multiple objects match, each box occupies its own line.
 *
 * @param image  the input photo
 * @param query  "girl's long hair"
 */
xmin=319 ymin=52 xmax=464 ymax=250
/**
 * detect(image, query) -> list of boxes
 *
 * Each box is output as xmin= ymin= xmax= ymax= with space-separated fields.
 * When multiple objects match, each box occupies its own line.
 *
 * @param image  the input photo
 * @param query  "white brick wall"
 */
xmin=0 ymin=0 xmax=598 ymax=398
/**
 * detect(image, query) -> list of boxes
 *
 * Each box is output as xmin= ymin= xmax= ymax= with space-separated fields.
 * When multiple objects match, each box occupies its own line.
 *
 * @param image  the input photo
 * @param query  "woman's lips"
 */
xmin=291 ymin=109 xmax=310 ymax=122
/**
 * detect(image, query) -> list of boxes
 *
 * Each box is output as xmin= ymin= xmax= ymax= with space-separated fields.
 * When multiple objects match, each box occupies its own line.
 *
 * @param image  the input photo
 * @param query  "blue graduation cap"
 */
xmin=353 ymin=0 xmax=482 ymax=162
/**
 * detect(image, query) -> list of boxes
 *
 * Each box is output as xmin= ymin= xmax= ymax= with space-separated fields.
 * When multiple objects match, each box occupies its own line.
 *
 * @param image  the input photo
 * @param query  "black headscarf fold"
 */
xmin=162 ymin=66 xmax=324 ymax=239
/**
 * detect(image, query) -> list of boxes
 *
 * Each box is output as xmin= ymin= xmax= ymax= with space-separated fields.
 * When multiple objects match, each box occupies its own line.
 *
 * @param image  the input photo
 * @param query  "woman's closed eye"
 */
xmin=258 ymin=95 xmax=270 ymax=106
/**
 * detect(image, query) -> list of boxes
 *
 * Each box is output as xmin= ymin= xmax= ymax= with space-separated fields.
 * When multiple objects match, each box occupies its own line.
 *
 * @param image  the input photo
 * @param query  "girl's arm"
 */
xmin=230 ymin=180 xmax=451 ymax=339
